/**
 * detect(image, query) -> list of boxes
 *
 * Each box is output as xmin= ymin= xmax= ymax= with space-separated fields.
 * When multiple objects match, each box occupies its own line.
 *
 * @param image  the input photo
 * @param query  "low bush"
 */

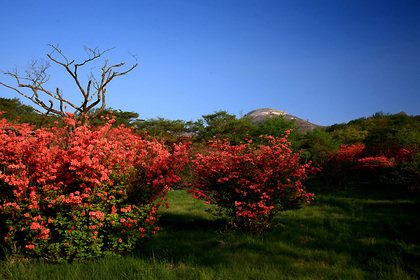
xmin=0 ymin=113 xmax=190 ymax=262
xmin=189 ymin=131 xmax=318 ymax=233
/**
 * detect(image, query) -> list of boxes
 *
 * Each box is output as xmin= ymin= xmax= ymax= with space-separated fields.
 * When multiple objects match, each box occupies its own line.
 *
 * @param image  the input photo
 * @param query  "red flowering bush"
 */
xmin=355 ymin=156 xmax=394 ymax=171
xmin=387 ymin=146 xmax=420 ymax=191
xmin=389 ymin=146 xmax=417 ymax=165
xmin=332 ymin=143 xmax=394 ymax=171
xmin=332 ymin=143 xmax=365 ymax=162
xmin=320 ymin=144 xmax=395 ymax=189
xmin=189 ymin=132 xmax=317 ymax=233
xmin=0 ymin=113 xmax=190 ymax=262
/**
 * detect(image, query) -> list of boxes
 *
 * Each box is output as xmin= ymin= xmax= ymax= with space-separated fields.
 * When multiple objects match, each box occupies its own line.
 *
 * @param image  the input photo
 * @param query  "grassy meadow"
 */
xmin=1 ymin=185 xmax=419 ymax=280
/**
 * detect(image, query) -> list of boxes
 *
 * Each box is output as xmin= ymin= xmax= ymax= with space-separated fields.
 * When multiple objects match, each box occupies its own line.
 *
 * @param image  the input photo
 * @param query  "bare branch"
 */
xmin=1 ymin=45 xmax=138 ymax=126
xmin=39 ymin=100 xmax=54 ymax=127
xmin=48 ymin=44 xmax=73 ymax=65
xmin=76 ymin=46 xmax=115 ymax=68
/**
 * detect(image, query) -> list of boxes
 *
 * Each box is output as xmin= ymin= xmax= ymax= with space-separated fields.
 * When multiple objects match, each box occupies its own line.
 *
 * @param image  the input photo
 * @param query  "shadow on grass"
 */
xmin=281 ymin=188 xmax=420 ymax=277
xmin=130 ymin=188 xmax=420 ymax=278
xmin=1 ymin=188 xmax=418 ymax=279
xmin=131 ymin=212 xmax=232 ymax=267
xmin=158 ymin=212 xmax=228 ymax=231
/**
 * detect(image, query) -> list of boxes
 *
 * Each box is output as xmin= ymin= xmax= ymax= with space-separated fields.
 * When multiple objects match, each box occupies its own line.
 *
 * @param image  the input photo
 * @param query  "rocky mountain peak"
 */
xmin=244 ymin=108 xmax=323 ymax=133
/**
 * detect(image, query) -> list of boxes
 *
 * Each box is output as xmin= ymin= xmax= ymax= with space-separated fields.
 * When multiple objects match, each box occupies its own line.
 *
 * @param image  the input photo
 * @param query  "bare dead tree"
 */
xmin=0 ymin=44 xmax=138 ymax=126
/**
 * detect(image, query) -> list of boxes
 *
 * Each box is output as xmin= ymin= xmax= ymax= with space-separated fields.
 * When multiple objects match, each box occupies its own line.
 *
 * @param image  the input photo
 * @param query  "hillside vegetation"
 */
xmin=1 ymin=98 xmax=419 ymax=191
xmin=0 ymin=97 xmax=419 ymax=279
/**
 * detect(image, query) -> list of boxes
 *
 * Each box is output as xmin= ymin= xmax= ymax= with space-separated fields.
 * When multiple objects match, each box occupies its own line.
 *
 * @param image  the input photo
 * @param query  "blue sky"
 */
xmin=1 ymin=0 xmax=419 ymax=126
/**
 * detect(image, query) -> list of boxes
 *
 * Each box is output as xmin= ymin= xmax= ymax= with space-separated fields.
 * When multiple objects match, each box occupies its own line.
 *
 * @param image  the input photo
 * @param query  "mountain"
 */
xmin=244 ymin=108 xmax=324 ymax=133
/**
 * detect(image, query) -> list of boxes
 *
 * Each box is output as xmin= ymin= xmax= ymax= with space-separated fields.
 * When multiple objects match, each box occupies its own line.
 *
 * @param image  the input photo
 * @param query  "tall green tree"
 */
xmin=195 ymin=110 xmax=258 ymax=145
xmin=252 ymin=115 xmax=302 ymax=150
xmin=133 ymin=117 xmax=194 ymax=137
xmin=300 ymin=128 xmax=341 ymax=165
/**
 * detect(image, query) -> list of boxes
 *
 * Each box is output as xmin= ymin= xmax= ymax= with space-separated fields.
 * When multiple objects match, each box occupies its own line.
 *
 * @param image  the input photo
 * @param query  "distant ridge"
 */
xmin=244 ymin=108 xmax=323 ymax=133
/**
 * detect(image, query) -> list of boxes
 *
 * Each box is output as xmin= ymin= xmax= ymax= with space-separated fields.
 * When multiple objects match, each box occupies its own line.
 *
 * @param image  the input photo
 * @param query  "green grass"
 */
xmin=1 ymin=186 xmax=419 ymax=279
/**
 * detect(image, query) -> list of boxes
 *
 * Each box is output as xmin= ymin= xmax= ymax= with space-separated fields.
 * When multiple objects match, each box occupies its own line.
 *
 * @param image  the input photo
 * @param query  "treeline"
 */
xmin=0 ymin=98 xmax=299 ymax=143
xmin=1 ymin=97 xmax=419 ymax=190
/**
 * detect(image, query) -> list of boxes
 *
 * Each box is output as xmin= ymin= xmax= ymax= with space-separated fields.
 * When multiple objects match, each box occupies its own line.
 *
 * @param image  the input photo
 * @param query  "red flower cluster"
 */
xmin=189 ymin=132 xmax=317 ymax=232
xmin=0 ymin=113 xmax=190 ymax=262
xmin=330 ymin=144 xmax=394 ymax=172
xmin=388 ymin=146 xmax=417 ymax=164
xmin=356 ymin=156 xmax=394 ymax=171
xmin=331 ymin=143 xmax=365 ymax=162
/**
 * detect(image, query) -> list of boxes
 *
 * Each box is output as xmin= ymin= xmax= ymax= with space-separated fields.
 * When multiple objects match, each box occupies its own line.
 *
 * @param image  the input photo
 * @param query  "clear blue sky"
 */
xmin=1 ymin=0 xmax=419 ymax=126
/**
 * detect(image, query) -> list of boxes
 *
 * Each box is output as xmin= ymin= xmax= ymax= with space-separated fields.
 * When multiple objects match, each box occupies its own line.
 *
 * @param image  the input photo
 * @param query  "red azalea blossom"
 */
xmin=0 ymin=115 xmax=190 ymax=262
xmin=189 ymin=133 xmax=318 ymax=232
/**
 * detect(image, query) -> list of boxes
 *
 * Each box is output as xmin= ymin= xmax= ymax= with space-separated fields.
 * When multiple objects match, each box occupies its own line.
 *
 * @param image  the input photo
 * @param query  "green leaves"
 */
xmin=196 ymin=110 xmax=258 ymax=145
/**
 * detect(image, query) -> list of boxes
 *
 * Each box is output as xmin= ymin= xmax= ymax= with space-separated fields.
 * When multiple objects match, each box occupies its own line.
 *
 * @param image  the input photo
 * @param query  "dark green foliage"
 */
xmin=89 ymin=108 xmax=140 ymax=127
xmin=300 ymin=128 xmax=341 ymax=165
xmin=326 ymin=111 xmax=420 ymax=157
xmin=252 ymin=115 xmax=303 ymax=150
xmin=0 ymin=97 xmax=35 ymax=119
xmin=0 ymin=97 xmax=56 ymax=127
xmin=329 ymin=125 xmax=369 ymax=145
xmin=133 ymin=117 xmax=195 ymax=138
xmin=318 ymin=111 xmax=420 ymax=190
xmin=195 ymin=110 xmax=258 ymax=145
xmin=253 ymin=114 xmax=296 ymax=136
xmin=391 ymin=152 xmax=420 ymax=191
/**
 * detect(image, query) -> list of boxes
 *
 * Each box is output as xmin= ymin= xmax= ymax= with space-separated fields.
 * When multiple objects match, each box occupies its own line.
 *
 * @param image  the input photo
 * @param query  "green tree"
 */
xmin=195 ymin=110 xmax=258 ymax=145
xmin=330 ymin=125 xmax=369 ymax=145
xmin=133 ymin=117 xmax=194 ymax=138
xmin=0 ymin=97 xmax=56 ymax=127
xmin=301 ymin=128 xmax=341 ymax=165
xmin=348 ymin=112 xmax=420 ymax=155
xmin=89 ymin=108 xmax=140 ymax=127
xmin=252 ymin=115 xmax=302 ymax=150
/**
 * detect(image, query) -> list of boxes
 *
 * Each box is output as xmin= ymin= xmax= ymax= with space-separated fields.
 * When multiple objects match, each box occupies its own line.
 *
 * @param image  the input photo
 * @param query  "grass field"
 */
xmin=1 ymin=186 xmax=419 ymax=279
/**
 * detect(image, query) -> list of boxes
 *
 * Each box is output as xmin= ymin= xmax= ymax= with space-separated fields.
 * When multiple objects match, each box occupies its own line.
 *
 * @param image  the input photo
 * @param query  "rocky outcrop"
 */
xmin=244 ymin=108 xmax=323 ymax=133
